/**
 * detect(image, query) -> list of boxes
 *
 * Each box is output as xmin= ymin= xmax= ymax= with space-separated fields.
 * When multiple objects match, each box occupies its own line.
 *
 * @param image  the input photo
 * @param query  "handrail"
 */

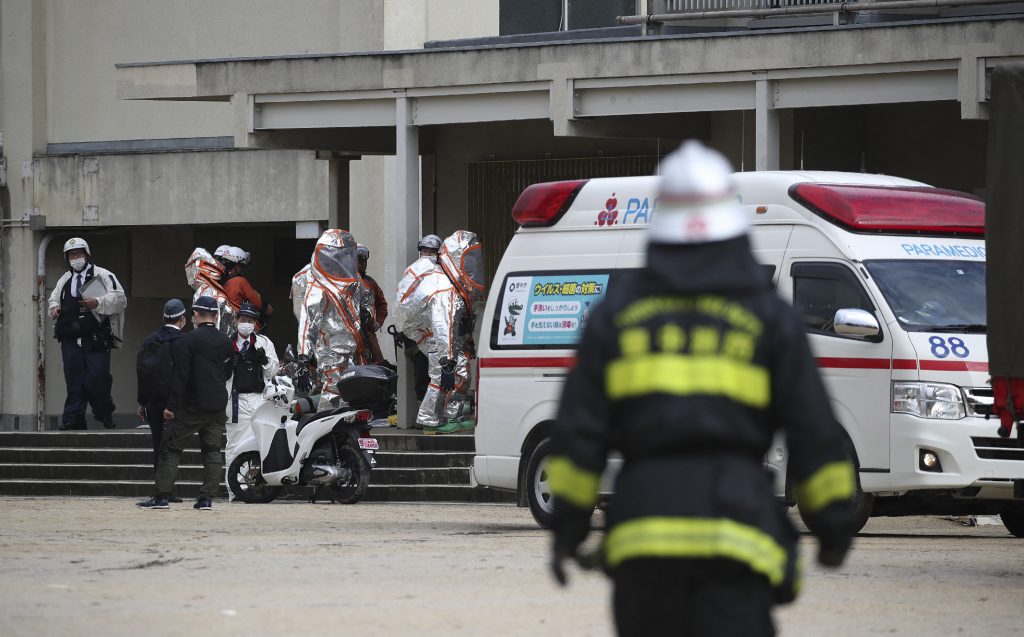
xmin=619 ymin=0 xmax=1022 ymax=23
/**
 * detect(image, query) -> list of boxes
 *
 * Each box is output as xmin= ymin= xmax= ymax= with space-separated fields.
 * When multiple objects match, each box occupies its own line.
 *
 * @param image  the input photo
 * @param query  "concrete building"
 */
xmin=2 ymin=0 xmax=1022 ymax=430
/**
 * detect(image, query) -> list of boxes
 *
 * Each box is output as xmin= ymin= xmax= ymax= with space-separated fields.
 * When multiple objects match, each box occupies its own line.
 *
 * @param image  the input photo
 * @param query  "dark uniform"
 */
xmin=136 ymin=324 xmax=184 ymax=467
xmin=54 ymin=265 xmax=119 ymax=428
xmin=153 ymin=318 xmax=234 ymax=502
xmin=550 ymin=235 xmax=856 ymax=637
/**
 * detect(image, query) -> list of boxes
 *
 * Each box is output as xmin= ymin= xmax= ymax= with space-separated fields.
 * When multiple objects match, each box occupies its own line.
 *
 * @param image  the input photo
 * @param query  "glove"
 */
xmin=255 ymin=348 xmax=269 ymax=367
xmin=816 ymin=528 xmax=853 ymax=568
xmin=439 ymin=357 xmax=456 ymax=392
xmin=549 ymin=499 xmax=592 ymax=586
xmin=465 ymin=336 xmax=477 ymax=358
xmin=459 ymin=312 xmax=477 ymax=336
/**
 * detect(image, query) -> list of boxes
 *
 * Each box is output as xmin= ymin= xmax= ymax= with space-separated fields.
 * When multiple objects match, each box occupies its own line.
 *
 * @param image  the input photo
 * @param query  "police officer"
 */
xmin=136 ymin=299 xmax=187 ymax=470
xmin=48 ymin=237 xmax=127 ymax=430
xmin=225 ymin=302 xmax=278 ymax=492
xmin=548 ymin=142 xmax=857 ymax=637
xmin=137 ymin=295 xmax=234 ymax=511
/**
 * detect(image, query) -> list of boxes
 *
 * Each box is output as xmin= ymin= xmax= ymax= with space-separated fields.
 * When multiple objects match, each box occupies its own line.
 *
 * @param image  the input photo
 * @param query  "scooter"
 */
xmin=227 ymin=364 xmax=397 ymax=504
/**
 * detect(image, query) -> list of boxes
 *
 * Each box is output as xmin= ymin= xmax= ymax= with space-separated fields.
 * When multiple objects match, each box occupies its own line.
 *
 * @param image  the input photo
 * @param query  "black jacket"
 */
xmin=136 ymin=324 xmax=184 ymax=407
xmin=167 ymin=323 xmax=234 ymax=413
xmin=550 ymin=235 xmax=855 ymax=602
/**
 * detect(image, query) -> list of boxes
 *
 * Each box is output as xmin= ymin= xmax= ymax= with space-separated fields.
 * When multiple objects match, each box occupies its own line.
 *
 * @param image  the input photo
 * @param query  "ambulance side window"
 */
xmin=791 ymin=263 xmax=875 ymax=336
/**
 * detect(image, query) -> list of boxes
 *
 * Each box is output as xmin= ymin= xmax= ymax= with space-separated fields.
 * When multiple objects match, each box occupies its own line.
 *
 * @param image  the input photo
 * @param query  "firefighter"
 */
xmin=548 ymin=141 xmax=857 ymax=637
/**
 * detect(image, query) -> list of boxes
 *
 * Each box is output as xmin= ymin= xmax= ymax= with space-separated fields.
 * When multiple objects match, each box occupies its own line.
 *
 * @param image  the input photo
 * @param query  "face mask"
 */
xmin=237 ymin=323 xmax=255 ymax=337
xmin=69 ymin=257 xmax=87 ymax=272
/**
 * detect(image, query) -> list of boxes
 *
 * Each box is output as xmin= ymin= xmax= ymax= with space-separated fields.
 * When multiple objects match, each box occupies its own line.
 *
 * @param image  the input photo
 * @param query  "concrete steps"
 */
xmin=0 ymin=431 xmax=514 ymax=503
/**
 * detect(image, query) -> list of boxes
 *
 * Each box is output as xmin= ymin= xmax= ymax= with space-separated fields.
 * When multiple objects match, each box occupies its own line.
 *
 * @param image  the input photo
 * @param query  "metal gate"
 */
xmin=467 ymin=155 xmax=659 ymax=285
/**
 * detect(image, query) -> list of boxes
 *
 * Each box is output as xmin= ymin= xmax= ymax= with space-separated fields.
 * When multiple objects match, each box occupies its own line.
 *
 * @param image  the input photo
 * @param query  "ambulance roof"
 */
xmin=511 ymin=170 xmax=983 ymax=237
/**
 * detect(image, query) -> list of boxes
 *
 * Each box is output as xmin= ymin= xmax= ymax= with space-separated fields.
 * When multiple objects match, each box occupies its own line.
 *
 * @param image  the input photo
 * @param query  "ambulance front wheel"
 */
xmin=525 ymin=438 xmax=558 ymax=529
xmin=1000 ymin=504 xmax=1024 ymax=538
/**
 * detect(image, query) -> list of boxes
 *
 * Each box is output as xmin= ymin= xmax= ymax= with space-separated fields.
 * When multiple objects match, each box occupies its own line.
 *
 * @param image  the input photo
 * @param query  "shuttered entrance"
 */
xmin=467 ymin=155 xmax=659 ymax=285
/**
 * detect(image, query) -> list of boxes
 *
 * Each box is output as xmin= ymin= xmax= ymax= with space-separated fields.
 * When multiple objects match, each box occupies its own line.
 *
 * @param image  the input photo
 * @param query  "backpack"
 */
xmin=138 ymin=338 xmax=174 ymax=400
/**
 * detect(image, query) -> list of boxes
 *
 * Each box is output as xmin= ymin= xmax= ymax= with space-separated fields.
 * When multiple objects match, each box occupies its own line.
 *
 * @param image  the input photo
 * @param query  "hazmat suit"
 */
xmin=185 ymin=248 xmax=234 ymax=334
xmin=398 ymin=230 xmax=485 ymax=432
xmin=296 ymin=230 xmax=369 ymax=410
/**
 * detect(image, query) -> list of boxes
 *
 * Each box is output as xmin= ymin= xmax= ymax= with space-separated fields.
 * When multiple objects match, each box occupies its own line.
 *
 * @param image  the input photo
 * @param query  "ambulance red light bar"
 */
xmin=511 ymin=179 xmax=588 ymax=227
xmin=789 ymin=184 xmax=984 ymax=236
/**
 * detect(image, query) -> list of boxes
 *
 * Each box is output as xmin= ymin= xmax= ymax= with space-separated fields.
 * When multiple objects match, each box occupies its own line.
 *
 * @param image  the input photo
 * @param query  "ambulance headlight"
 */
xmin=892 ymin=382 xmax=965 ymax=420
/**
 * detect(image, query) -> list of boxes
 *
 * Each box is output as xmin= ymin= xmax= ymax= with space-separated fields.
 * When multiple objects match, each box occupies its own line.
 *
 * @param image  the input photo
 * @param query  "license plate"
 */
xmin=357 ymin=437 xmax=379 ymax=450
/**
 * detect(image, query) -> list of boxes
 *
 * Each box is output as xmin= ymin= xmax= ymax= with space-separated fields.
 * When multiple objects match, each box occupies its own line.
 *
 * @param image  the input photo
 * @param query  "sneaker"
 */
xmin=99 ymin=416 xmax=116 ymax=429
xmin=136 ymin=496 xmax=169 ymax=509
xmin=194 ymin=497 xmax=212 ymax=511
xmin=168 ymin=495 xmax=184 ymax=503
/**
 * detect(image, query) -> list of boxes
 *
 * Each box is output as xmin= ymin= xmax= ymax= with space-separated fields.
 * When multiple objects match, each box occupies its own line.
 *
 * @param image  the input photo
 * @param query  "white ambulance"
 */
xmin=472 ymin=171 xmax=1024 ymax=537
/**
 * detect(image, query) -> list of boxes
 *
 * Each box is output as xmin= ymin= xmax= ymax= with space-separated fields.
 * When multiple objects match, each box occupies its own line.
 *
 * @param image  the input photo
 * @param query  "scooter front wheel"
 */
xmin=228 ymin=451 xmax=284 ymax=504
xmin=330 ymin=444 xmax=370 ymax=504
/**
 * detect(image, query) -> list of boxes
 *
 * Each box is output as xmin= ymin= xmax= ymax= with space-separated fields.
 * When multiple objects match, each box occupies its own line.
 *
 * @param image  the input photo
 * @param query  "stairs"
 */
xmin=0 ymin=430 xmax=515 ymax=503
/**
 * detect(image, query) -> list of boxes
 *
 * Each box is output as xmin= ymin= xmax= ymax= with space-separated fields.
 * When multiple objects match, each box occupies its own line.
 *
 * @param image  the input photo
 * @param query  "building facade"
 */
xmin=2 ymin=0 xmax=1022 ymax=429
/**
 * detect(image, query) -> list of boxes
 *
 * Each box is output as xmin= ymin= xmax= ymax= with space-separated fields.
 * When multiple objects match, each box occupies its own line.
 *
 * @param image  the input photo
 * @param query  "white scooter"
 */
xmin=227 ymin=365 xmax=396 ymax=504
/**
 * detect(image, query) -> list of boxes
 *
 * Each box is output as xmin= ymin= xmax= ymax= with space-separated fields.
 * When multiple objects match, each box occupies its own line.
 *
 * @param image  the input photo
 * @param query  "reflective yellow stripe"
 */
xmin=547 ymin=456 xmax=600 ymax=509
xmin=605 ymin=353 xmax=770 ymax=407
xmin=796 ymin=460 xmax=856 ymax=513
xmin=604 ymin=516 xmax=788 ymax=586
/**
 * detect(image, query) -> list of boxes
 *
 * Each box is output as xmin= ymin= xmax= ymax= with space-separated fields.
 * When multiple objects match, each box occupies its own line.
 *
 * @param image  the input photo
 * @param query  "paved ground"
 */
xmin=0 ymin=498 xmax=1021 ymax=636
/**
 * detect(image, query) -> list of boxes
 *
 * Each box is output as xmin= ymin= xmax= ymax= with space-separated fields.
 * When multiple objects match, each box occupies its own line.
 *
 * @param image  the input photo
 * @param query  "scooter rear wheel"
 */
xmin=228 ymin=451 xmax=284 ymax=504
xmin=329 ymin=444 xmax=370 ymax=504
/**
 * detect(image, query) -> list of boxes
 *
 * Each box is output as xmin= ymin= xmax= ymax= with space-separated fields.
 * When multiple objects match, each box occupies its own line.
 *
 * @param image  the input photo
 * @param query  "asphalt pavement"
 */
xmin=0 ymin=498 xmax=1020 ymax=636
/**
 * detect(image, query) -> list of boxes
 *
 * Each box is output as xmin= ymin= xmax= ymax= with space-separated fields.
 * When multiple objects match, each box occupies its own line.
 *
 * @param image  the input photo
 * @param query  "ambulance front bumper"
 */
xmin=888 ymin=413 xmax=1024 ymax=497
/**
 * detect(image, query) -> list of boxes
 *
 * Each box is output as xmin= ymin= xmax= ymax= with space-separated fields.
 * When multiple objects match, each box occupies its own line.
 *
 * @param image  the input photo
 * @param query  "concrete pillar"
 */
xmin=328 ymin=158 xmax=352 ymax=230
xmin=755 ymin=78 xmax=780 ymax=171
xmin=391 ymin=96 xmax=420 ymax=429
xmin=1 ymin=0 xmax=48 ymax=430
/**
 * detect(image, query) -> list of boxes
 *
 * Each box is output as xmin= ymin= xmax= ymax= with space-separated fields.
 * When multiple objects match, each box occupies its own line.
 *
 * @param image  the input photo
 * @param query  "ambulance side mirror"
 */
xmin=833 ymin=308 xmax=881 ymax=341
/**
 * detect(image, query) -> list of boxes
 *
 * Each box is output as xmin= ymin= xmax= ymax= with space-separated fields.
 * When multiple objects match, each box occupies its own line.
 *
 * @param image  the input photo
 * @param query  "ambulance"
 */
xmin=472 ymin=170 xmax=1024 ymax=537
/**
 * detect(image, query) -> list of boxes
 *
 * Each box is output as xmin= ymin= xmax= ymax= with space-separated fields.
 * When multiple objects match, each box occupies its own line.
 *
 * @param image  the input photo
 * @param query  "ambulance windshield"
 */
xmin=865 ymin=260 xmax=986 ymax=332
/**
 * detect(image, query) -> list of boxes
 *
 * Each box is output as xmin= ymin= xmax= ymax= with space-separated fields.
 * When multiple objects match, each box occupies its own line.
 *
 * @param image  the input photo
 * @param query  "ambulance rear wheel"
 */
xmin=525 ymin=438 xmax=557 ymax=529
xmin=1000 ymin=504 xmax=1024 ymax=538
xmin=228 ymin=452 xmax=283 ymax=504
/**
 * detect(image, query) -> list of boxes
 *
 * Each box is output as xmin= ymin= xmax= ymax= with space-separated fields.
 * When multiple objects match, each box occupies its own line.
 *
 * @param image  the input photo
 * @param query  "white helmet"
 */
xmin=63 ymin=237 xmax=91 ymax=257
xmin=228 ymin=246 xmax=250 ymax=265
xmin=213 ymin=245 xmax=232 ymax=260
xmin=650 ymin=141 xmax=747 ymax=245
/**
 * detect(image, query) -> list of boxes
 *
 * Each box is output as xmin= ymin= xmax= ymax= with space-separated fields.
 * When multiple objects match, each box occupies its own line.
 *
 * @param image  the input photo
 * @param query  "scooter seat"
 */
xmin=295 ymin=406 xmax=350 ymax=436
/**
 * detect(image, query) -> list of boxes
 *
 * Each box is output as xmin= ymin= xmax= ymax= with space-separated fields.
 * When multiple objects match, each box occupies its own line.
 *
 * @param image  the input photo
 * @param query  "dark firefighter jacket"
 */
xmin=550 ymin=234 xmax=856 ymax=603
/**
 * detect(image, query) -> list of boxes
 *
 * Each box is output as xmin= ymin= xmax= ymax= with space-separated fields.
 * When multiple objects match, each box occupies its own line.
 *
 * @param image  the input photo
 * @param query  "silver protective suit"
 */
xmin=400 ymin=231 xmax=485 ymax=428
xmin=185 ymin=247 xmax=234 ymax=334
xmin=296 ymin=230 xmax=368 ymax=410
xmin=394 ymin=256 xmax=440 ymax=346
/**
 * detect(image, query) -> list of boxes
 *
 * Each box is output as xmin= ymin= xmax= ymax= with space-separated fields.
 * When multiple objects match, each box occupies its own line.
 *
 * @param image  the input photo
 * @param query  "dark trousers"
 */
xmin=144 ymin=402 xmax=167 ymax=468
xmin=154 ymin=407 xmax=226 ymax=499
xmin=612 ymin=558 xmax=775 ymax=637
xmin=412 ymin=350 xmax=429 ymax=401
xmin=60 ymin=339 xmax=115 ymax=426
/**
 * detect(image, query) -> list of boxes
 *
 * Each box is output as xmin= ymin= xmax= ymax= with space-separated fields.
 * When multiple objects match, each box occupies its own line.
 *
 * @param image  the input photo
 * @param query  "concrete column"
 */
xmin=391 ymin=96 xmax=420 ymax=429
xmin=328 ymin=159 xmax=351 ymax=230
xmin=755 ymin=78 xmax=780 ymax=171
xmin=1 ymin=0 xmax=48 ymax=430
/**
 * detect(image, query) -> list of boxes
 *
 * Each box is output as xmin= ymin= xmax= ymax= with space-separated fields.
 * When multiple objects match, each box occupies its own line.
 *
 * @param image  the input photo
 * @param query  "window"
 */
xmin=791 ymin=263 xmax=876 ymax=337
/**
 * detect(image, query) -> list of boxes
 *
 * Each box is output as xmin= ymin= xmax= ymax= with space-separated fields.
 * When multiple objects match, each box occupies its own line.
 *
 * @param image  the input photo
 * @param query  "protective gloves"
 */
xmin=255 ymin=348 xmax=269 ymax=367
xmin=439 ymin=357 xmax=456 ymax=392
xmin=549 ymin=498 xmax=592 ymax=587
xmin=817 ymin=531 xmax=853 ymax=568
